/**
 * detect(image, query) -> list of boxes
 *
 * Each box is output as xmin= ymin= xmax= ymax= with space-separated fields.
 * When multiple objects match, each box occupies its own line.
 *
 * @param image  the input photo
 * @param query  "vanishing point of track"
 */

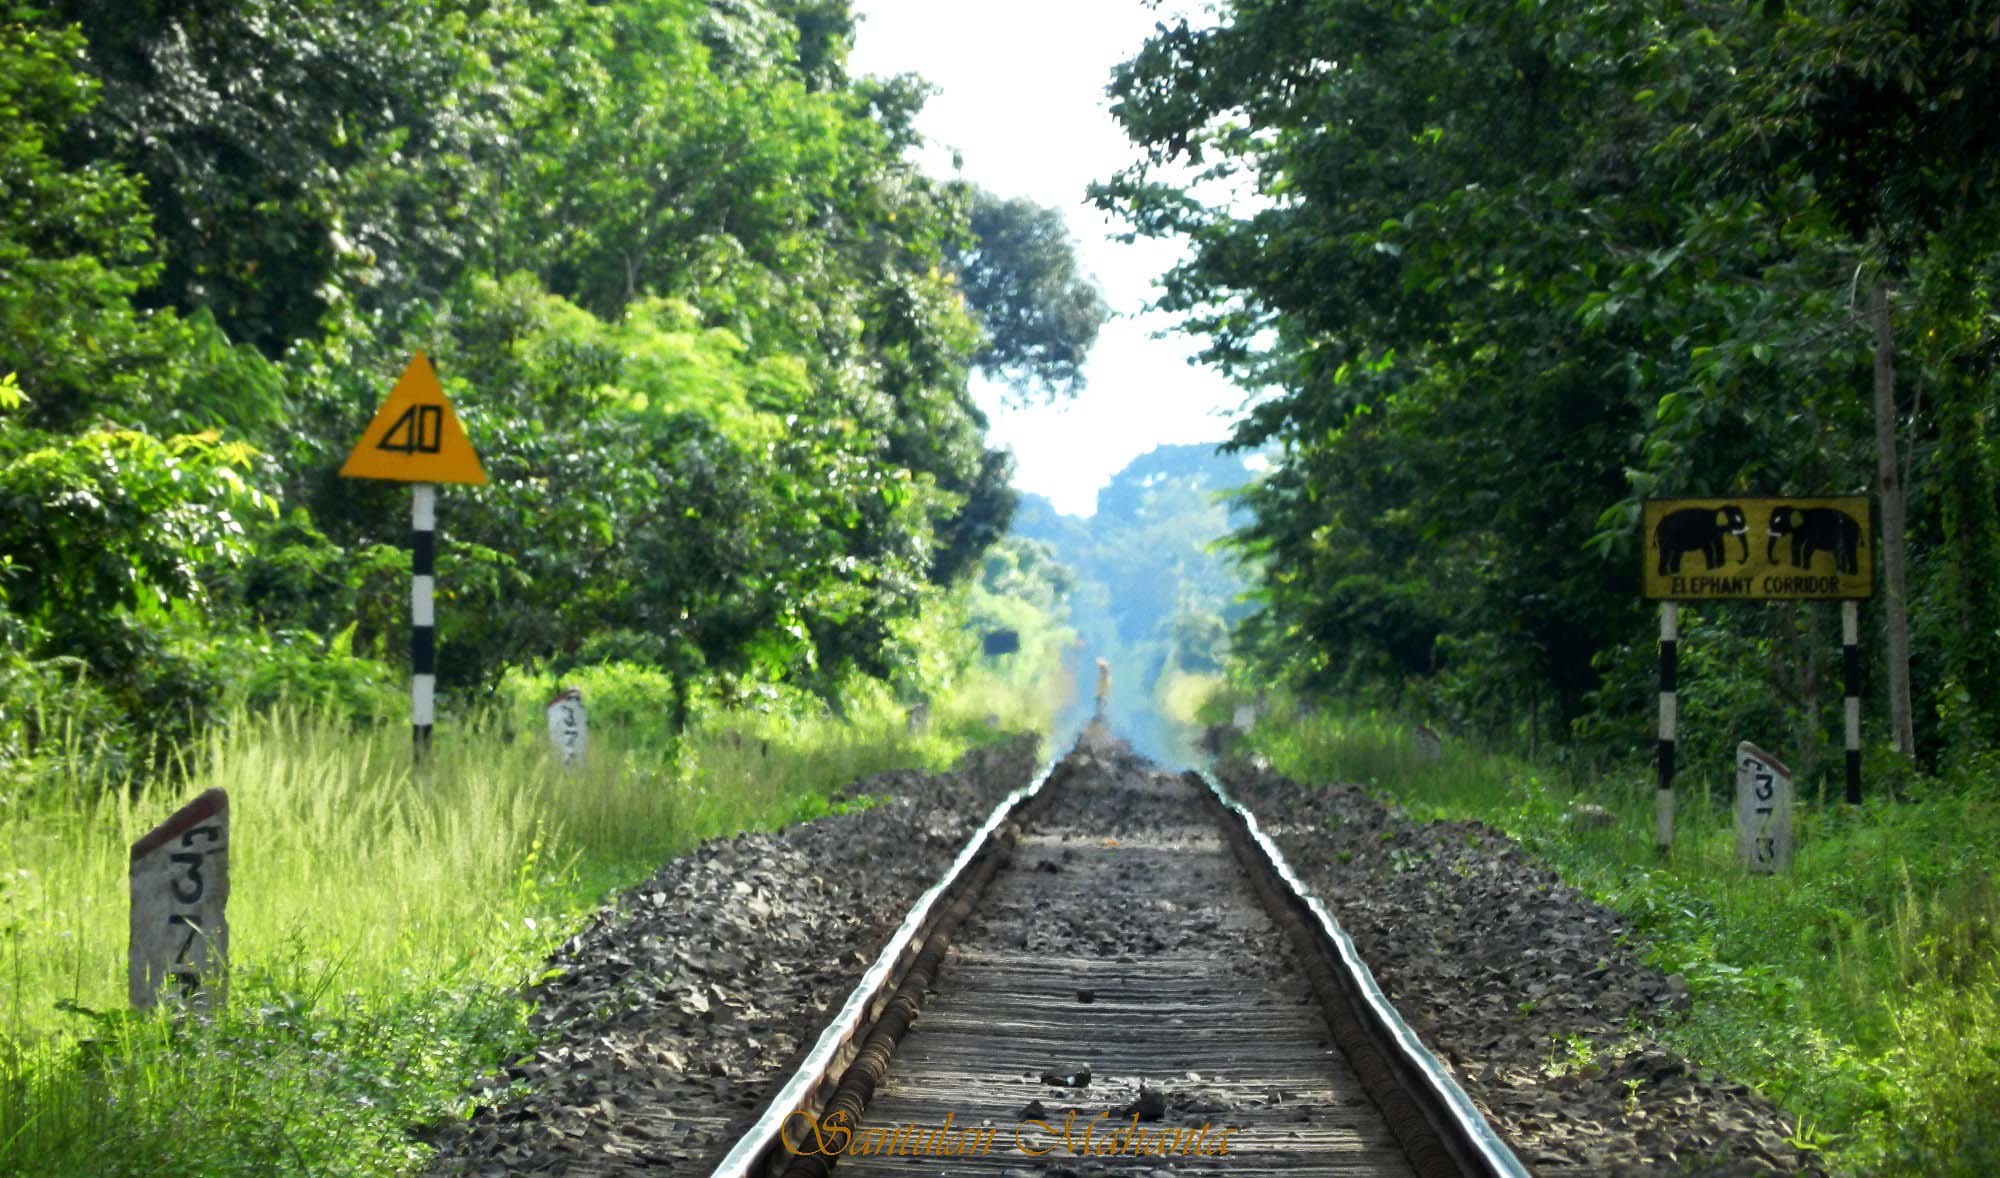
xmin=710 ymin=733 xmax=1527 ymax=1177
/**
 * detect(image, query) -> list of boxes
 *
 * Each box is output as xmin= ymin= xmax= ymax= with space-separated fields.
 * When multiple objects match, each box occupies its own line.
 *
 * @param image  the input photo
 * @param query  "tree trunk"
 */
xmin=1794 ymin=604 xmax=1824 ymax=783
xmin=1528 ymin=682 xmax=1539 ymax=761
xmin=1871 ymin=280 xmax=1917 ymax=758
xmin=1934 ymin=364 xmax=2000 ymax=747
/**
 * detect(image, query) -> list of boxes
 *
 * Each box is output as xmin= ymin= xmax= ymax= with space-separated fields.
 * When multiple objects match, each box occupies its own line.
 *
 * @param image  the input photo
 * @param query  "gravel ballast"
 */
xmin=1213 ymin=752 xmax=1820 ymax=1175
xmin=430 ymin=729 xmax=1818 ymax=1176
xmin=428 ymin=736 xmax=1040 ymax=1176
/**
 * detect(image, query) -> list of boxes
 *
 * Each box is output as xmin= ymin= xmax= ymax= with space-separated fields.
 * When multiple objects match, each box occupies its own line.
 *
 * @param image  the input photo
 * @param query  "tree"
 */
xmin=1098 ymin=0 xmax=2000 ymax=773
xmin=951 ymin=188 xmax=1110 ymax=402
xmin=1650 ymin=0 xmax=2000 ymax=754
xmin=4 ymin=0 xmax=1043 ymax=757
xmin=1 ymin=15 xmax=284 ymax=439
xmin=1099 ymin=0 xmax=1673 ymax=732
xmin=47 ymin=0 xmax=529 ymax=357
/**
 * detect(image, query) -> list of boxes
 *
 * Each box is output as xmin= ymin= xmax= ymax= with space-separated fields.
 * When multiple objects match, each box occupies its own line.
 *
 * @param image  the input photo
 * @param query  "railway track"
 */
xmin=711 ymin=734 xmax=1527 ymax=1177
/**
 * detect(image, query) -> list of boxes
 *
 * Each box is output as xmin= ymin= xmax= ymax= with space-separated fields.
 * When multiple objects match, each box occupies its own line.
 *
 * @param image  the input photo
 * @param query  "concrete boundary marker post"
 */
xmin=1413 ymin=723 xmax=1443 ymax=761
xmin=546 ymin=686 xmax=586 ymax=771
xmin=130 ymin=788 xmax=229 ymax=1009
xmin=1735 ymin=742 xmax=1794 ymax=872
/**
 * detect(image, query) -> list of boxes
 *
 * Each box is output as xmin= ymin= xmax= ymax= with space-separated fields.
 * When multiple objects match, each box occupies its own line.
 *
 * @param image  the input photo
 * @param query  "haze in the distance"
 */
xmin=847 ymin=0 xmax=1245 ymax=518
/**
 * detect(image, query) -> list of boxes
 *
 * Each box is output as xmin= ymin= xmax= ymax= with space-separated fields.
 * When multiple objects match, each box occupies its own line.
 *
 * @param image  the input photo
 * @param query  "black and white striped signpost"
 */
xmin=339 ymin=352 xmax=486 ymax=769
xmin=1657 ymin=602 xmax=1678 ymax=851
xmin=1843 ymin=600 xmax=1862 ymax=805
xmin=412 ymin=483 xmax=438 ymax=760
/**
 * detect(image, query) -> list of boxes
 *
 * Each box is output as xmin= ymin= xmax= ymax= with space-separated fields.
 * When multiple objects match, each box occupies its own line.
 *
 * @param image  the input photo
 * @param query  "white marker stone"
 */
xmin=1735 ymin=742 xmax=1793 ymax=873
xmin=546 ymin=687 xmax=587 ymax=770
xmin=1413 ymin=723 xmax=1444 ymax=761
xmin=1233 ymin=704 xmax=1256 ymax=732
xmin=130 ymin=788 xmax=229 ymax=1009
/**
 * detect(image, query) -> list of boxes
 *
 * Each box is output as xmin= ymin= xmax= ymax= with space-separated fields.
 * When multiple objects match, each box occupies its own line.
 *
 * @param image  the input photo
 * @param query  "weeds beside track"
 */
xmin=1243 ymin=701 xmax=2000 ymax=1176
xmin=0 ymin=695 xmax=1034 ymax=1176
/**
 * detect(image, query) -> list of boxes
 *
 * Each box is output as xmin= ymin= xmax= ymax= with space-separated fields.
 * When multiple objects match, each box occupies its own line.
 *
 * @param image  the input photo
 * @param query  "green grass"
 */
xmin=1238 ymin=699 xmax=2000 ymax=1176
xmin=0 ymin=682 xmax=1041 ymax=1175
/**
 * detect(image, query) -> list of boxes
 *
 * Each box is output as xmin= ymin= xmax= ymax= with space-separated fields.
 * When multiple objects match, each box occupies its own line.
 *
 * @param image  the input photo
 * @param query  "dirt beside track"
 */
xmin=1214 ymin=754 xmax=1819 ymax=1175
xmin=425 ymin=736 xmax=1040 ymax=1176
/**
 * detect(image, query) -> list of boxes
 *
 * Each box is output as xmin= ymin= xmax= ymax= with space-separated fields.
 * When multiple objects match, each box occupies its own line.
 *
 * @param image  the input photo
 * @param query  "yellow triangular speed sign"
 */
xmin=338 ymin=352 xmax=487 ymax=484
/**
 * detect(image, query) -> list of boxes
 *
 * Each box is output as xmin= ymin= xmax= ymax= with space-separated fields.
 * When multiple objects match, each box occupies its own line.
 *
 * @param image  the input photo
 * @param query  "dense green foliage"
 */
xmin=951 ymin=188 xmax=1111 ymax=402
xmin=0 ymin=0 xmax=1100 ymax=787
xmin=0 ymin=4 xmax=1100 ymax=1169
xmin=1097 ymin=0 xmax=2000 ymax=782
xmin=960 ymin=536 xmax=1081 ymax=724
xmin=1114 ymin=8 xmax=2000 ymax=1166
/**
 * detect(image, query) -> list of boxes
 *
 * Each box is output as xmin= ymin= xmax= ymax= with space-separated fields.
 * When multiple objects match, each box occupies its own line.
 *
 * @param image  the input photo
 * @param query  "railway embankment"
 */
xmin=427 ymin=737 xmax=1039 ymax=1174
xmin=1216 ymin=753 xmax=1814 ymax=1174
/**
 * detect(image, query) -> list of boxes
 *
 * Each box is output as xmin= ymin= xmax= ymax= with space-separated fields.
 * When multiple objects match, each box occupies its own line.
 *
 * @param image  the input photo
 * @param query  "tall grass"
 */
xmin=0 ymin=680 xmax=1041 ymax=1175
xmin=1237 ymin=698 xmax=2000 ymax=1176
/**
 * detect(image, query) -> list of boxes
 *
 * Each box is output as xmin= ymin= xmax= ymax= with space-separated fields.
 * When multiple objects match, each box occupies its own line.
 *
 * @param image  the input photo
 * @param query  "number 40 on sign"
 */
xmin=337 ymin=352 xmax=485 ymax=485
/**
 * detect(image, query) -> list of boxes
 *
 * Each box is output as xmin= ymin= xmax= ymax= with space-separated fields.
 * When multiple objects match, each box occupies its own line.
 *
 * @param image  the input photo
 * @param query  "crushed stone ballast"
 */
xmin=711 ymin=736 xmax=1529 ymax=1177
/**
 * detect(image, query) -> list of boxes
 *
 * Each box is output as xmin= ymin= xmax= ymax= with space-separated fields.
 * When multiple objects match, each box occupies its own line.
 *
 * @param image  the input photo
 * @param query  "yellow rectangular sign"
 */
xmin=1643 ymin=496 xmax=1872 ymax=601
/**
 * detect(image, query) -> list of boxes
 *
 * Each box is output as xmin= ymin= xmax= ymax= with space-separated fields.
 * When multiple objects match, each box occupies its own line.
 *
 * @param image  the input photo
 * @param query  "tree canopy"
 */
xmin=951 ymin=188 xmax=1110 ymax=402
xmin=0 ymin=0 xmax=1102 ymax=781
xmin=1098 ymin=0 xmax=2000 ymax=771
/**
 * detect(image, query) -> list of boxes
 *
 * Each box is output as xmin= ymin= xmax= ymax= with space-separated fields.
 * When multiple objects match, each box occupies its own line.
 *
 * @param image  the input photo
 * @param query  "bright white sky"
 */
xmin=847 ymin=0 xmax=1247 ymax=518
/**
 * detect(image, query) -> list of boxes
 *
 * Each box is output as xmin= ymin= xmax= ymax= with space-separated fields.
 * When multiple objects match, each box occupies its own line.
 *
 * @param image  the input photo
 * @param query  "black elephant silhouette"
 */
xmin=1655 ymin=505 xmax=1749 ymax=573
xmin=1766 ymin=506 xmax=1863 ymax=574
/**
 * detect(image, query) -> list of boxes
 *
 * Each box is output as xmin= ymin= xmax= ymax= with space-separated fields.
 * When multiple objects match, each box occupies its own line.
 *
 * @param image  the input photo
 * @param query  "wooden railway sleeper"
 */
xmin=1193 ymin=769 xmax=1529 ymax=1178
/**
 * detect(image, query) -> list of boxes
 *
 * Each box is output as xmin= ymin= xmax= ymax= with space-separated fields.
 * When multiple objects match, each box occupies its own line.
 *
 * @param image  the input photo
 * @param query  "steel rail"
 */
xmin=1197 ymin=767 xmax=1531 ymax=1178
xmin=709 ymin=756 xmax=1062 ymax=1178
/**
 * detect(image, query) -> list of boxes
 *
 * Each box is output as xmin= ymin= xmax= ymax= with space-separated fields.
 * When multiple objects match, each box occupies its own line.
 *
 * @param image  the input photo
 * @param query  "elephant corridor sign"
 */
xmin=1643 ymin=496 xmax=1873 ymax=601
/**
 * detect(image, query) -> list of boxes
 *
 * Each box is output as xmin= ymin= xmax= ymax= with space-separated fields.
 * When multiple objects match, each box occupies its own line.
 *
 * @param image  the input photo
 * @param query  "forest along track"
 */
xmin=716 ymin=735 xmax=1525 ymax=1176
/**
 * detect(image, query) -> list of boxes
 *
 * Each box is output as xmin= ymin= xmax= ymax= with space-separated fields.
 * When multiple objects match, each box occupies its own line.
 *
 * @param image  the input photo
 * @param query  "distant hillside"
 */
xmin=1013 ymin=443 xmax=1260 ymax=756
